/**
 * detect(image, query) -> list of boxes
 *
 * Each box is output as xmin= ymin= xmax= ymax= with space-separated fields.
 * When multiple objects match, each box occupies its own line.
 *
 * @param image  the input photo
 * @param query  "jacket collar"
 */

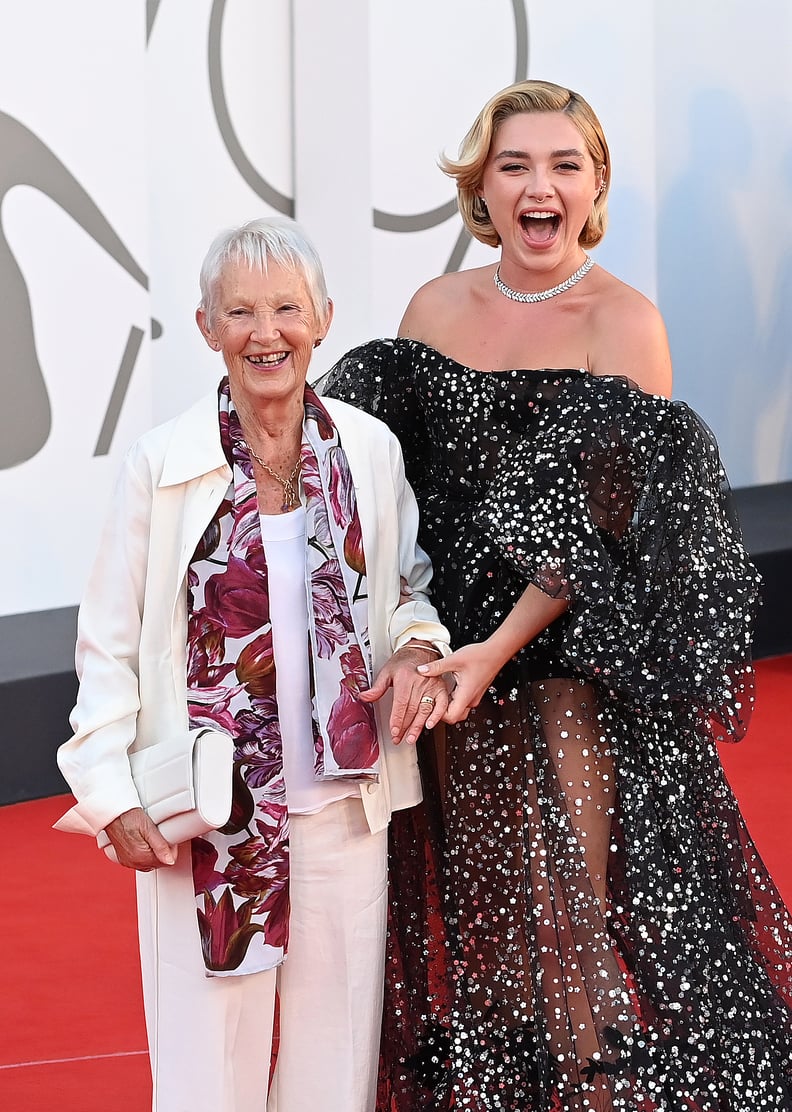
xmin=159 ymin=385 xmax=231 ymax=488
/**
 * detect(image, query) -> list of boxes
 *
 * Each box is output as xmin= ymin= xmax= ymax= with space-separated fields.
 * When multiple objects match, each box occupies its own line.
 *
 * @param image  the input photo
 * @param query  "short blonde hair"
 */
xmin=441 ymin=79 xmax=610 ymax=249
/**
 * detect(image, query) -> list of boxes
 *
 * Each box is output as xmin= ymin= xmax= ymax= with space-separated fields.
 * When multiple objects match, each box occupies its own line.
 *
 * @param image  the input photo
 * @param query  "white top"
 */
xmin=259 ymin=507 xmax=358 ymax=815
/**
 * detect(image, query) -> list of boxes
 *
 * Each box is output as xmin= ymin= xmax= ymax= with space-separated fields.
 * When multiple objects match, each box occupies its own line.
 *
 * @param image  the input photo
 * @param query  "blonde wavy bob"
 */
xmin=441 ymin=79 xmax=610 ymax=249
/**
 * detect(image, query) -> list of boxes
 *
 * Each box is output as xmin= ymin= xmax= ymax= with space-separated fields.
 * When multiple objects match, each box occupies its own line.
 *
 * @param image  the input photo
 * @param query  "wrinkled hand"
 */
xmin=417 ymin=641 xmax=505 ymax=724
xmin=103 ymin=807 xmax=177 ymax=871
xmin=359 ymin=644 xmax=449 ymax=744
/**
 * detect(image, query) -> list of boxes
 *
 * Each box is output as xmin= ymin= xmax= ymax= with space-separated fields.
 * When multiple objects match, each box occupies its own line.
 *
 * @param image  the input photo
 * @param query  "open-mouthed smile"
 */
xmin=246 ymin=352 xmax=289 ymax=368
xmin=519 ymin=209 xmax=561 ymax=244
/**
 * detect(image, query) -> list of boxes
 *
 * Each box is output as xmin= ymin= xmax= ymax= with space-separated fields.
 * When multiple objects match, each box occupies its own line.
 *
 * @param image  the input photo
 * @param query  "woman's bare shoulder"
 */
xmin=398 ymin=267 xmax=490 ymax=341
xmin=589 ymin=269 xmax=673 ymax=397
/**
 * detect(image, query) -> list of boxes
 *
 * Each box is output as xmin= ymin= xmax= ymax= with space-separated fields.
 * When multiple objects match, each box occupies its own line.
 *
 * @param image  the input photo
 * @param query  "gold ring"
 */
xmin=420 ymin=696 xmax=435 ymax=706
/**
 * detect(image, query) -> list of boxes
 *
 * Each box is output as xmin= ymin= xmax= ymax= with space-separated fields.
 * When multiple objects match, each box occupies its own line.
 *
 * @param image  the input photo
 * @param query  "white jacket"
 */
xmin=56 ymin=388 xmax=450 ymax=840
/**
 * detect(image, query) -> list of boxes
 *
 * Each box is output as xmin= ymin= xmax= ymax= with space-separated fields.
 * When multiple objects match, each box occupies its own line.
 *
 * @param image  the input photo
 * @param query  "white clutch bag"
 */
xmin=96 ymin=727 xmax=234 ymax=862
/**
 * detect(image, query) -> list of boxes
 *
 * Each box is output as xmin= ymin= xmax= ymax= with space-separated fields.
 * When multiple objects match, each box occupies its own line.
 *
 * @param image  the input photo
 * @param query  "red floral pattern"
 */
xmin=191 ymin=838 xmax=227 ymax=895
xmin=299 ymin=419 xmax=379 ymax=781
xmin=344 ymin=515 xmax=366 ymax=576
xmin=197 ymin=889 xmax=267 ymax=972
xmin=185 ymin=380 xmax=379 ymax=975
xmin=327 ymin=687 xmax=380 ymax=769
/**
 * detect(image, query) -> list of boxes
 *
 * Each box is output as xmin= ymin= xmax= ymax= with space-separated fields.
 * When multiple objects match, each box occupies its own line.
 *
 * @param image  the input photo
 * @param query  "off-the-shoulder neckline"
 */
xmin=399 ymin=337 xmax=588 ymax=378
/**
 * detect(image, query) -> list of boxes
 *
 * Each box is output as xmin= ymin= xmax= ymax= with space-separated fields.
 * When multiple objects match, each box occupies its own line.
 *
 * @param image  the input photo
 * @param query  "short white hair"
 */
xmin=198 ymin=217 xmax=330 ymax=324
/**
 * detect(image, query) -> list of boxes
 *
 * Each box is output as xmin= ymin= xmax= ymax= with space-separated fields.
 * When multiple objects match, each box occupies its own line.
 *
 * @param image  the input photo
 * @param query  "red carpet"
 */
xmin=717 ymin=655 xmax=792 ymax=895
xmin=1 ymin=655 xmax=790 ymax=1111
xmin=0 ymin=790 xmax=149 ymax=1111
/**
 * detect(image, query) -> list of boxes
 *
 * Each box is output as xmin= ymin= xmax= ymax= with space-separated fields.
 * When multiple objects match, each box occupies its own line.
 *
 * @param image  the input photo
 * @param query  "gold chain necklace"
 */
xmin=241 ymin=440 xmax=302 ymax=512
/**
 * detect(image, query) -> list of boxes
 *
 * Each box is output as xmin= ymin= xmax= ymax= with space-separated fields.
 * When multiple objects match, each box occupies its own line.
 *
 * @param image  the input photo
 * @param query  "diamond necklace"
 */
xmin=493 ymin=254 xmax=593 ymax=304
xmin=241 ymin=440 xmax=302 ymax=512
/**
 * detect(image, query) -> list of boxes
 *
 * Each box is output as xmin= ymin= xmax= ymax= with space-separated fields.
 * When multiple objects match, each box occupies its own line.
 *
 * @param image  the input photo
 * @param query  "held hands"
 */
xmin=359 ymin=643 xmax=450 ymax=744
xmin=103 ymin=807 xmax=177 ymax=871
xmin=416 ymin=641 xmax=506 ymax=724
xmin=414 ymin=587 xmax=568 ymax=722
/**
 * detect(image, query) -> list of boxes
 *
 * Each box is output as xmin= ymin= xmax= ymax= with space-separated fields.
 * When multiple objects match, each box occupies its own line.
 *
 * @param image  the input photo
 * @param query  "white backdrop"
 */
xmin=1 ymin=0 xmax=790 ymax=617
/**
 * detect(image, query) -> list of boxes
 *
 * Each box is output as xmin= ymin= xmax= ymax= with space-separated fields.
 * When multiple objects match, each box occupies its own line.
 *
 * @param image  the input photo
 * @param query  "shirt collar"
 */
xmin=158 ymin=384 xmax=231 ymax=487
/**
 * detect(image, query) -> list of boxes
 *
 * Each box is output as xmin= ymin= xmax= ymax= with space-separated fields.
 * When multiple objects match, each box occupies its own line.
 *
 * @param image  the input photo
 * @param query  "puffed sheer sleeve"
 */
xmin=319 ymin=338 xmax=429 ymax=495
xmin=473 ymin=376 xmax=759 ymax=737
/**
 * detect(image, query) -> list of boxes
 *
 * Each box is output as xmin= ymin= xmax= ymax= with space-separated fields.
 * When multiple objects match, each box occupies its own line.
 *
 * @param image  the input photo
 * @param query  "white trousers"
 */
xmin=136 ymin=796 xmax=388 ymax=1112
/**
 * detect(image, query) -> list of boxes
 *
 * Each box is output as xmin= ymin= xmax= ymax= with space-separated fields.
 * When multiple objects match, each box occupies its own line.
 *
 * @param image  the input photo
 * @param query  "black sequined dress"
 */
xmin=322 ymin=339 xmax=792 ymax=1112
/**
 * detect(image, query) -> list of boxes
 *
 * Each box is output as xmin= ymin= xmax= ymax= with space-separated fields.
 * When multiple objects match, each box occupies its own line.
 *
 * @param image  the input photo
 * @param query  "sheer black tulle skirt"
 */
xmin=380 ymin=670 xmax=792 ymax=1111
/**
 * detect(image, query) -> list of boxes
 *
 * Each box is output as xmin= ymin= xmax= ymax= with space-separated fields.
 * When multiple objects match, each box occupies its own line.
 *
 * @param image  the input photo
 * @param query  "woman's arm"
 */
xmin=360 ymin=426 xmax=452 ymax=743
xmin=57 ymin=451 xmax=150 ymax=829
xmin=56 ymin=445 xmax=177 ymax=868
xmin=417 ymin=584 xmax=568 ymax=722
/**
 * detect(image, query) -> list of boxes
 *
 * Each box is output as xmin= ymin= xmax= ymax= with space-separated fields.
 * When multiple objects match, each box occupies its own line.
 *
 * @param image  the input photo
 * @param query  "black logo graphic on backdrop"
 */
xmin=0 ymin=111 xmax=154 ymax=469
xmin=3 ymin=3 xmax=528 ymax=469
xmin=208 ymin=0 xmax=529 ymax=273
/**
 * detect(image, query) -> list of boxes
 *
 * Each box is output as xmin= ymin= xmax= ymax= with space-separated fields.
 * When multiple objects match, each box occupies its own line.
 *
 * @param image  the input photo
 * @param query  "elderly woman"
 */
xmin=55 ymin=217 xmax=451 ymax=1112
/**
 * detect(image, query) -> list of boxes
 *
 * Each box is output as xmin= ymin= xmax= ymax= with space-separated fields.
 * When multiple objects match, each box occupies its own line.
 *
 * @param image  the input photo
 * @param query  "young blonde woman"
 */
xmin=324 ymin=80 xmax=792 ymax=1112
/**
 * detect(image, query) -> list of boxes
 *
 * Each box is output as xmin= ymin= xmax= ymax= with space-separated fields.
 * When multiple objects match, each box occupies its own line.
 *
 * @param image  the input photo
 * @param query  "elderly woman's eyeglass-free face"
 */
xmin=197 ymin=261 xmax=330 ymax=411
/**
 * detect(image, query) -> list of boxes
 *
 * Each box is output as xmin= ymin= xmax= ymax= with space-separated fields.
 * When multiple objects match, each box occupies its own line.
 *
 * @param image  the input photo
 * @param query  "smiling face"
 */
xmin=196 ymin=261 xmax=331 ymax=413
xmin=479 ymin=111 xmax=603 ymax=280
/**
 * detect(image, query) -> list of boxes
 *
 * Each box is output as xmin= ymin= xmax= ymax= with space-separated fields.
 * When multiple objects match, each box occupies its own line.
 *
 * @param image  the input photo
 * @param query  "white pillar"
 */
xmin=292 ymin=0 xmax=374 ymax=376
